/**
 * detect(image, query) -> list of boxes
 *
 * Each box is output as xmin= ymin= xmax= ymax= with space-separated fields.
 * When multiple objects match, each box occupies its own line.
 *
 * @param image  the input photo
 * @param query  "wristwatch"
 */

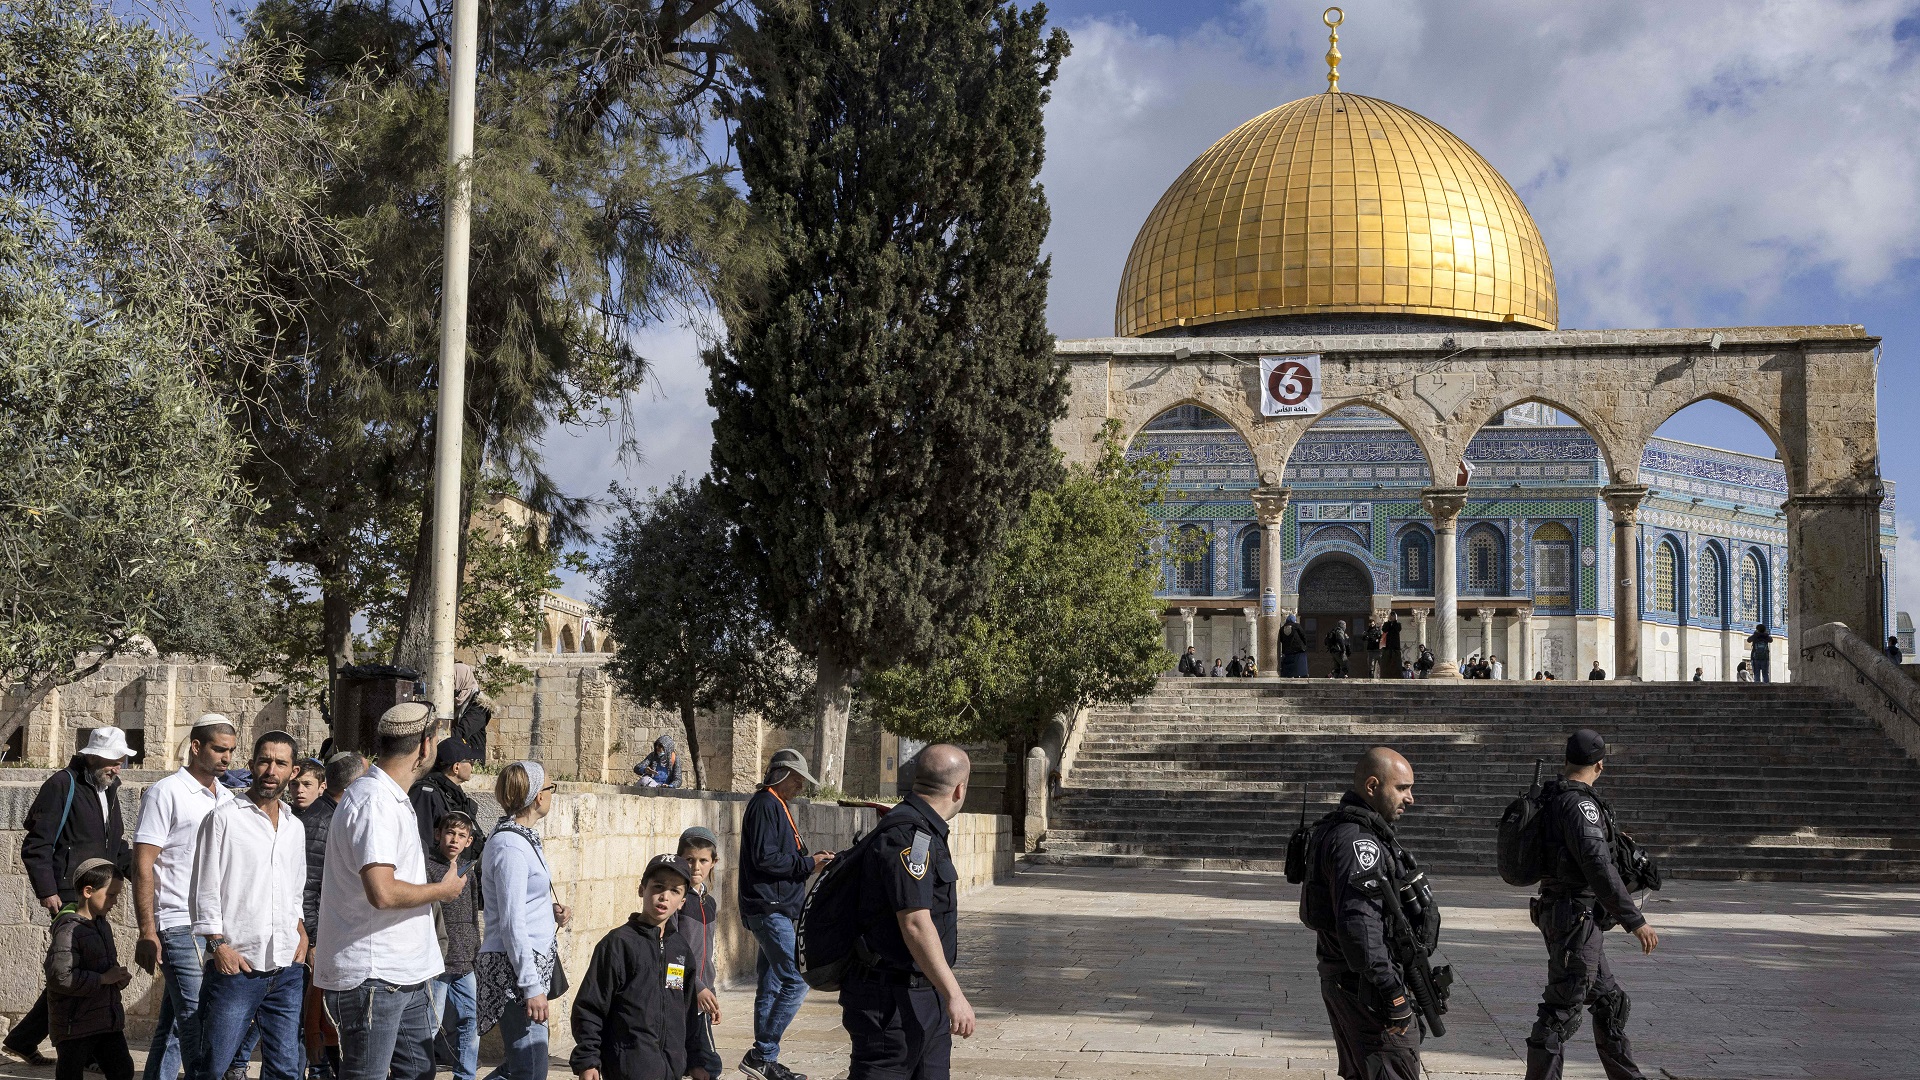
xmin=204 ymin=935 xmax=228 ymax=951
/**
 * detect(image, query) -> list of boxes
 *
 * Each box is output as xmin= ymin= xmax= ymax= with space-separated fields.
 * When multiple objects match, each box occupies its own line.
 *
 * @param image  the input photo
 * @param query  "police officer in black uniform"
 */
xmin=1299 ymin=747 xmax=1428 ymax=1080
xmin=841 ymin=743 xmax=977 ymax=1079
xmin=1525 ymin=728 xmax=1660 ymax=1080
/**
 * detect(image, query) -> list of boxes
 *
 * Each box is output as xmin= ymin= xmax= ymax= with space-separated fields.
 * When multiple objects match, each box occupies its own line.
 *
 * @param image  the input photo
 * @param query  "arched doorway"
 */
xmin=1297 ymin=555 xmax=1373 ymax=678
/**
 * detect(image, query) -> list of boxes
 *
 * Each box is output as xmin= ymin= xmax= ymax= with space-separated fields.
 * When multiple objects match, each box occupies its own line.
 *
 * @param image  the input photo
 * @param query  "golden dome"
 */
xmin=1115 ymin=92 xmax=1557 ymax=336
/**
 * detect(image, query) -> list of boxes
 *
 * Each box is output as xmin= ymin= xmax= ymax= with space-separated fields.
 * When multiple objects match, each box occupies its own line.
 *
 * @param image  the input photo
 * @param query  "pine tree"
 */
xmin=708 ymin=0 xmax=1071 ymax=786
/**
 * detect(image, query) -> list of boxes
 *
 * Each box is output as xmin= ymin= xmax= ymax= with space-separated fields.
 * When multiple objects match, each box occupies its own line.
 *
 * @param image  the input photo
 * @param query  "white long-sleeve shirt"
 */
xmin=189 ymin=795 xmax=307 ymax=971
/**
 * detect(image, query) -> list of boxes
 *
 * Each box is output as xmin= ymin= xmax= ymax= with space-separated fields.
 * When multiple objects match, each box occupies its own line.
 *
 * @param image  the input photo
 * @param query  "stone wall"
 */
xmin=0 ymin=775 xmax=1016 ymax=1053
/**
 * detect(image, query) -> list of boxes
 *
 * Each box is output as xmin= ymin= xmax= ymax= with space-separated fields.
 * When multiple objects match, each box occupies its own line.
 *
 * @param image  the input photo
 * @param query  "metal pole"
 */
xmin=428 ymin=0 xmax=481 ymax=720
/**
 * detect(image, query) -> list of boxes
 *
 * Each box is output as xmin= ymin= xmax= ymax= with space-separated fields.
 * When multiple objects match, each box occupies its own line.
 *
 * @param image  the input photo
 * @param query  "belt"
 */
xmin=849 ymin=964 xmax=932 ymax=990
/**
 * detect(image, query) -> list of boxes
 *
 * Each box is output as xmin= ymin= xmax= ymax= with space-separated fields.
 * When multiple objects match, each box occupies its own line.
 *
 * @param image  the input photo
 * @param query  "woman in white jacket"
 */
xmin=476 ymin=762 xmax=570 ymax=1080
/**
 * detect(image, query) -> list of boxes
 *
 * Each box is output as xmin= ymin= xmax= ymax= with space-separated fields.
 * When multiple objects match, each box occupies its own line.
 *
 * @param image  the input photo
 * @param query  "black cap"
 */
xmin=643 ymin=853 xmax=694 ymax=889
xmin=1566 ymin=728 xmax=1607 ymax=766
xmin=436 ymin=737 xmax=482 ymax=769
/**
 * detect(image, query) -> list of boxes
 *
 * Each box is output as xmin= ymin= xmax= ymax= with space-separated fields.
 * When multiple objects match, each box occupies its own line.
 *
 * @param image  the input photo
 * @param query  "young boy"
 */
xmin=675 ymin=828 xmax=725 ymax=1080
xmin=427 ymin=813 xmax=481 ymax=1080
xmin=570 ymin=855 xmax=700 ymax=1080
xmin=46 ymin=859 xmax=134 ymax=1080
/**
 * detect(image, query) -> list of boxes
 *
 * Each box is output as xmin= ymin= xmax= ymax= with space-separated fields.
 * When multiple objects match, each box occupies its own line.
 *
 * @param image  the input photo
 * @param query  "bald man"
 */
xmin=839 ymin=744 xmax=975 ymax=1079
xmin=1297 ymin=747 xmax=1441 ymax=1080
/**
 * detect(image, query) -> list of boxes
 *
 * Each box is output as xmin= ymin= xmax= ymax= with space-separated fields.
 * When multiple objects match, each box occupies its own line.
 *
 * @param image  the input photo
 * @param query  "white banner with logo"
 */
xmin=1259 ymin=354 xmax=1322 ymax=417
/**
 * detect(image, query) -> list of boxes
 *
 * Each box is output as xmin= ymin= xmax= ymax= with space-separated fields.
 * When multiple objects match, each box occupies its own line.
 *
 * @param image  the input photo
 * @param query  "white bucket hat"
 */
xmin=79 ymin=727 xmax=138 ymax=762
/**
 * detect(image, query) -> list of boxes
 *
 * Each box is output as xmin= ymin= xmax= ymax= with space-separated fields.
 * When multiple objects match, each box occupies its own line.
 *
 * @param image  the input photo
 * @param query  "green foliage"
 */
xmin=230 ymin=0 xmax=749 ymax=681
xmin=594 ymin=477 xmax=815 ymax=789
xmin=708 ymin=0 xmax=1072 ymax=780
xmin=862 ymin=426 xmax=1173 ymax=746
xmin=0 ymin=0 xmax=331 ymax=707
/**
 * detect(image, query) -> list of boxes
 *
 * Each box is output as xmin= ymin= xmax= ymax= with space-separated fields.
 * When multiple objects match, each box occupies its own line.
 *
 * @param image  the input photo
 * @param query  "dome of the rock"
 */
xmin=1115 ymin=91 xmax=1557 ymax=337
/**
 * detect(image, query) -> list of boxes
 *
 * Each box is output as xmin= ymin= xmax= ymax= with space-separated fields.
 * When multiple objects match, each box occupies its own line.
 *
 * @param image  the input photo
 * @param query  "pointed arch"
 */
xmin=1458 ymin=394 xmax=1624 ymax=486
xmin=1697 ymin=541 xmax=1727 ymax=627
xmin=1463 ymin=522 xmax=1507 ymax=595
xmin=1644 ymin=392 xmax=1796 ymax=494
xmin=1276 ymin=399 xmax=1446 ymax=487
xmin=1396 ymin=524 xmax=1434 ymax=596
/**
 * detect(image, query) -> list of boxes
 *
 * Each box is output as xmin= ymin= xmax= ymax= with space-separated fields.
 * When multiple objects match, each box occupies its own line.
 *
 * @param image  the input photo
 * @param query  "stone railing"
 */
xmin=1024 ymin=705 xmax=1093 ymax=849
xmin=1798 ymin=621 xmax=1920 ymax=760
xmin=0 ymin=777 xmax=1015 ymax=1053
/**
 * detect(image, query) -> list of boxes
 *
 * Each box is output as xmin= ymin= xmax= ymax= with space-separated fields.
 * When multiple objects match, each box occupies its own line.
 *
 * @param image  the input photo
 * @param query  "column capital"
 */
xmin=1420 ymin=486 xmax=1470 ymax=527
xmin=1475 ymin=606 xmax=1495 ymax=619
xmin=1178 ymin=606 xmax=1197 ymax=619
xmin=1241 ymin=606 xmax=1259 ymax=622
xmin=1252 ymin=486 xmax=1292 ymax=526
xmin=1515 ymin=605 xmax=1534 ymax=621
xmin=1602 ymin=484 xmax=1651 ymax=523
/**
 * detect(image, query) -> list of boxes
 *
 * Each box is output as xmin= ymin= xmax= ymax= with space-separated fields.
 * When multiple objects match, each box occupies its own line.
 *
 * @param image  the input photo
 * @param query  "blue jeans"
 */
xmin=323 ymin=980 xmax=434 ymax=1080
xmin=199 ymin=965 xmax=305 ymax=1080
xmin=481 ymin=1001 xmax=546 ymax=1080
xmin=426 ymin=974 xmax=478 ymax=1080
xmin=1753 ymin=650 xmax=1771 ymax=682
xmin=144 ymin=927 xmax=208 ymax=1080
xmin=743 ymin=913 xmax=808 ymax=1062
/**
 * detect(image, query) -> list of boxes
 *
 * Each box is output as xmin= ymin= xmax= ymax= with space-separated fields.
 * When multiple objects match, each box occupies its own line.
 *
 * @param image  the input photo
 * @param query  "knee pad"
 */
xmin=1591 ymin=988 xmax=1631 ymax=1038
xmin=1529 ymin=1003 xmax=1582 ymax=1045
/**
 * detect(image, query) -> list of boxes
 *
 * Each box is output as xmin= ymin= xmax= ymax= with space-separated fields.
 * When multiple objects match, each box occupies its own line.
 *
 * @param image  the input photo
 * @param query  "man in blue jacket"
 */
xmin=737 ymin=749 xmax=833 ymax=1080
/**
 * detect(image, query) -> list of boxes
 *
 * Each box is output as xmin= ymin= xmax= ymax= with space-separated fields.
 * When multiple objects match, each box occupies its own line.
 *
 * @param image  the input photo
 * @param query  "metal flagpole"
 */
xmin=428 ymin=0 xmax=481 ymax=721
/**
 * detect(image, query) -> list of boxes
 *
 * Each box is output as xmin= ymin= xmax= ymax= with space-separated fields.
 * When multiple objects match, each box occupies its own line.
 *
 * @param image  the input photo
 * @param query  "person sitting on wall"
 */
xmin=635 ymin=736 xmax=684 ymax=789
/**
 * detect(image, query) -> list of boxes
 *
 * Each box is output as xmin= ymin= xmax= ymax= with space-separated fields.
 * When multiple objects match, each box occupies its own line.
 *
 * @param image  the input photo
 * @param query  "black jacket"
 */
xmin=738 ymin=789 xmax=813 ymax=920
xmin=856 ymin=794 xmax=958 ymax=973
xmin=1383 ymin=619 xmax=1402 ymax=654
xmin=296 ymin=794 xmax=337 ymax=943
xmin=22 ymin=759 xmax=129 ymax=904
xmin=46 ymin=905 xmax=123 ymax=1043
xmin=1280 ymin=623 xmax=1308 ymax=656
xmin=1325 ymin=629 xmax=1352 ymax=657
xmin=570 ymin=914 xmax=698 ymax=1080
xmin=1538 ymin=779 xmax=1645 ymax=931
xmin=1298 ymin=793 xmax=1410 ymax=1020
xmin=410 ymin=770 xmax=480 ymax=856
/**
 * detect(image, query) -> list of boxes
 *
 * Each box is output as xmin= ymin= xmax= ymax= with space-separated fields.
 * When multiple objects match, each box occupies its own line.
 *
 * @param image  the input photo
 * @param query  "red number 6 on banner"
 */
xmin=1267 ymin=361 xmax=1314 ymax=406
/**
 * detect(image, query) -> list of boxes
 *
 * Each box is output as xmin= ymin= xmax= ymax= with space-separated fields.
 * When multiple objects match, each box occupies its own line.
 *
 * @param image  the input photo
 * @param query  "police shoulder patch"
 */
xmin=1352 ymin=837 xmax=1380 ymax=871
xmin=901 ymin=830 xmax=931 ymax=880
xmin=1579 ymin=800 xmax=1601 ymax=825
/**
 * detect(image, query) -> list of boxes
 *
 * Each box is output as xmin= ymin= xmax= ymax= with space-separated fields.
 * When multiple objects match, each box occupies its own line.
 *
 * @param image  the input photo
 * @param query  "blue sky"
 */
xmin=156 ymin=0 xmax=1920 ymax=606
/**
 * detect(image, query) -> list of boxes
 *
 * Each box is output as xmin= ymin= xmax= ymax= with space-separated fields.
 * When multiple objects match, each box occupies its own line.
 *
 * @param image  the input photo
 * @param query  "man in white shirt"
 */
xmin=316 ymin=702 xmax=466 ymax=1080
xmin=191 ymin=730 xmax=309 ymax=1080
xmin=133 ymin=716 xmax=237 ymax=1080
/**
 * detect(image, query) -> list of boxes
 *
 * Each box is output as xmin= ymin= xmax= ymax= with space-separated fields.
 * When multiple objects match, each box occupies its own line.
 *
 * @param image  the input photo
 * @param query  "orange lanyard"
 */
xmin=770 ymin=789 xmax=805 ymax=852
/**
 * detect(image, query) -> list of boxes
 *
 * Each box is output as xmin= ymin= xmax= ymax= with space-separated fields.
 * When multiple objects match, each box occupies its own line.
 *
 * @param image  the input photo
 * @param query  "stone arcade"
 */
xmin=1049 ymin=81 xmax=1891 ymax=679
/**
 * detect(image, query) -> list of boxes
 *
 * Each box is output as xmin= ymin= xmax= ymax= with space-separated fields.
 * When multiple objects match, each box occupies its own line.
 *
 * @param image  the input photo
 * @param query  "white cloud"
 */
xmin=1899 ymin=516 xmax=1920 ymax=619
xmin=1040 ymin=0 xmax=1920 ymax=335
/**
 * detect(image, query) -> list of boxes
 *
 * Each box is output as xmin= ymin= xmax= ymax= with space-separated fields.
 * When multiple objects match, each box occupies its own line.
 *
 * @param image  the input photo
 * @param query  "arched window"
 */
xmin=1239 ymin=530 xmax=1261 ymax=593
xmin=1466 ymin=526 xmax=1504 ymax=592
xmin=1697 ymin=545 xmax=1723 ymax=622
xmin=1651 ymin=542 xmax=1678 ymax=613
xmin=1399 ymin=530 xmax=1432 ymax=593
xmin=559 ymin=625 xmax=577 ymax=653
xmin=1310 ymin=524 xmax=1366 ymax=548
xmin=1171 ymin=524 xmax=1210 ymax=593
xmin=1738 ymin=551 xmax=1765 ymax=625
xmin=1531 ymin=522 xmax=1573 ymax=608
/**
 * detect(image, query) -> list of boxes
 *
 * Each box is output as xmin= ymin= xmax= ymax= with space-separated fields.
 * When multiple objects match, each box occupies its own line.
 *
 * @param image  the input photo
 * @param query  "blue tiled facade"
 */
xmin=1130 ymin=405 xmax=1899 ymax=630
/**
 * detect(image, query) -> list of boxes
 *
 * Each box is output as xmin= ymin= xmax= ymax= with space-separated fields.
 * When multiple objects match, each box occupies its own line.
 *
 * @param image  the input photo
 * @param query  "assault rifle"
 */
xmin=1375 ymin=861 xmax=1453 ymax=1038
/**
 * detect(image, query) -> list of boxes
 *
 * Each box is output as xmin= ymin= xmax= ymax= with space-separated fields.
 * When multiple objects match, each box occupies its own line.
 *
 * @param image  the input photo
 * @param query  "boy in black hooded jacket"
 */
xmin=570 ymin=856 xmax=701 ymax=1080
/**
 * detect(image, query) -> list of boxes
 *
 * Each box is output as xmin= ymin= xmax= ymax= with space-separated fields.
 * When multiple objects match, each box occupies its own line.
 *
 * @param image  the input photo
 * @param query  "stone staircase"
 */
xmin=1036 ymin=681 xmax=1920 ymax=881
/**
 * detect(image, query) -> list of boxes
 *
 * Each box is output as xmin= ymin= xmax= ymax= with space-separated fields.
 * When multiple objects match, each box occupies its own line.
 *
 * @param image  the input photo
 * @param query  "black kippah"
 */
xmin=1566 ymin=728 xmax=1606 ymax=766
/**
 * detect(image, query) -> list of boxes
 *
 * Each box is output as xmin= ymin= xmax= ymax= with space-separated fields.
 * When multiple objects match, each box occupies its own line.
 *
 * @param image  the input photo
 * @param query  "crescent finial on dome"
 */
xmin=1323 ymin=7 xmax=1344 ymax=93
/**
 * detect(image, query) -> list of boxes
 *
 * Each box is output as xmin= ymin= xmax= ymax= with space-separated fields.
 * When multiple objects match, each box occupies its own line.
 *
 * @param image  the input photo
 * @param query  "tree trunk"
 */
xmin=679 ymin=698 xmax=706 ymax=790
xmin=321 ymin=577 xmax=357 ymax=730
xmin=812 ymin=653 xmax=854 ymax=791
xmin=1002 ymin=734 xmax=1031 ymax=834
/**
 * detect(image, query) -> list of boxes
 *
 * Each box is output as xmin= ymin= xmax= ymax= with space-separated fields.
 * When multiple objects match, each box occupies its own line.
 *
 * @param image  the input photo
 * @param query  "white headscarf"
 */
xmin=509 ymin=760 xmax=546 ymax=815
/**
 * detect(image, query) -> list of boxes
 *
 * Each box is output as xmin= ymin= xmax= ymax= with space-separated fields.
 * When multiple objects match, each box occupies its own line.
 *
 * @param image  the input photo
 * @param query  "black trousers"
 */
xmin=1524 ymin=897 xmax=1645 ymax=1080
xmin=55 ymin=1032 xmax=133 ymax=1080
xmin=1330 ymin=653 xmax=1351 ymax=677
xmin=7 ymin=991 xmax=50 ymax=1054
xmin=1319 ymin=973 xmax=1421 ymax=1080
xmin=840 ymin=975 xmax=951 ymax=1080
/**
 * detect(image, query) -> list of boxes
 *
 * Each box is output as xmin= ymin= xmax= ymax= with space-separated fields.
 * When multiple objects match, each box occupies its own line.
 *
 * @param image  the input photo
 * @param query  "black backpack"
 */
xmin=1496 ymin=760 xmax=1554 ymax=886
xmin=795 ymin=824 xmax=892 ymax=991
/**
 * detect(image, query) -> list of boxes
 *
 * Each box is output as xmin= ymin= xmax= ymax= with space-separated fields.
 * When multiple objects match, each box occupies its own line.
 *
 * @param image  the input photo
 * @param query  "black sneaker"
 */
xmin=767 ymin=1064 xmax=808 ymax=1080
xmin=4 ymin=1046 xmax=52 ymax=1068
xmin=737 ymin=1053 xmax=772 ymax=1080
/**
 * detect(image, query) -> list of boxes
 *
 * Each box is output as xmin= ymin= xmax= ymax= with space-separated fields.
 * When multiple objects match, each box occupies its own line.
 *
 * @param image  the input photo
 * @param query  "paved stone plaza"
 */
xmin=727 ymin=864 xmax=1916 ymax=1080
xmin=15 ymin=863 xmax=1914 ymax=1080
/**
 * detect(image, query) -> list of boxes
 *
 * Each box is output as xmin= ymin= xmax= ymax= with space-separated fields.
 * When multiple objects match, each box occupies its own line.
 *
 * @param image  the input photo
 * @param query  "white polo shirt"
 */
xmin=133 ymin=769 xmax=234 ymax=931
xmin=189 ymin=795 xmax=307 ymax=971
xmin=313 ymin=766 xmax=444 ymax=990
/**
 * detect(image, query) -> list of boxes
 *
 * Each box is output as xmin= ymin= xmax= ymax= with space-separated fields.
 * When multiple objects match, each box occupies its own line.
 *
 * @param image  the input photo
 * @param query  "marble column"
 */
xmin=1603 ymin=485 xmax=1650 ymax=680
xmin=1253 ymin=487 xmax=1292 ymax=670
xmin=1413 ymin=609 xmax=1429 ymax=647
xmin=1180 ymin=607 xmax=1197 ymax=655
xmin=1241 ymin=606 xmax=1261 ymax=671
xmin=1721 ymin=627 xmax=1737 ymax=681
xmin=1421 ymin=488 xmax=1469 ymax=679
xmin=1518 ymin=607 xmax=1534 ymax=680
xmin=1478 ymin=607 xmax=1496 ymax=673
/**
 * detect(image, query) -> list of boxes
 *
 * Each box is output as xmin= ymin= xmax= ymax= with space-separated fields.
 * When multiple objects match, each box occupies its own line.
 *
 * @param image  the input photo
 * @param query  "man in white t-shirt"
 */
xmin=191 ymin=730 xmax=309 ymax=1080
xmin=133 ymin=716 xmax=237 ymax=1080
xmin=316 ymin=702 xmax=466 ymax=1080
